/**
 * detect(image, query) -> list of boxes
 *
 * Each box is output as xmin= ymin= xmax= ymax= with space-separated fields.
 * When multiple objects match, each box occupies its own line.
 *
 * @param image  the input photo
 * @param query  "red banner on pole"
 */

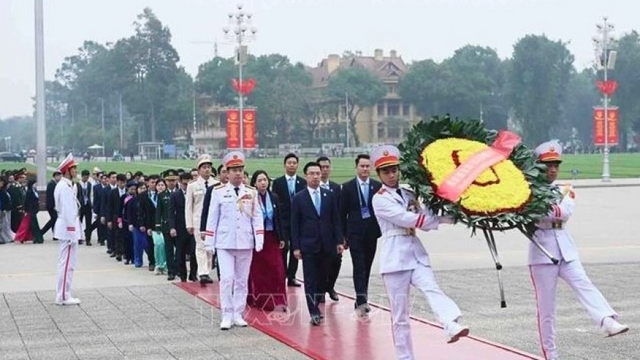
xmin=226 ymin=109 xmax=240 ymax=149
xmin=593 ymin=106 xmax=619 ymax=146
xmin=243 ymin=108 xmax=257 ymax=149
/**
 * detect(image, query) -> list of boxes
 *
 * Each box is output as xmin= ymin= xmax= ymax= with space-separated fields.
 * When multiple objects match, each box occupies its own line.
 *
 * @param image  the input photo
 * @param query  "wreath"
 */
xmin=398 ymin=115 xmax=561 ymax=307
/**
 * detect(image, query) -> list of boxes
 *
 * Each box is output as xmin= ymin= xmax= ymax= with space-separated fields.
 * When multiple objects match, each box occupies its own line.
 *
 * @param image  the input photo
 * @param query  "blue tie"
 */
xmin=313 ymin=190 xmax=321 ymax=215
xmin=288 ymin=178 xmax=295 ymax=196
xmin=361 ymin=182 xmax=369 ymax=206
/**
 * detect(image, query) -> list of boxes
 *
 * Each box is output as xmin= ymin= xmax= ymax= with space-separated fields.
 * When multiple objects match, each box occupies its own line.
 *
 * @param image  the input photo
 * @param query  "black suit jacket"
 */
xmin=199 ymin=182 xmax=220 ymax=232
xmin=24 ymin=189 xmax=39 ymax=214
xmin=340 ymin=177 xmax=382 ymax=247
xmin=92 ymin=183 xmax=103 ymax=215
xmin=100 ymin=185 xmax=115 ymax=218
xmin=291 ymin=187 xmax=342 ymax=254
xmin=45 ymin=180 xmax=57 ymax=211
xmin=76 ymin=181 xmax=92 ymax=209
xmin=106 ymin=187 xmax=125 ymax=224
xmin=272 ymin=175 xmax=307 ymax=232
xmin=169 ymin=188 xmax=188 ymax=238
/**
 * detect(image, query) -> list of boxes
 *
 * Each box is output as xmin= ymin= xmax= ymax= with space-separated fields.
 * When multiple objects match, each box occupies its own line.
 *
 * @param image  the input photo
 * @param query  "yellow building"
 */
xmin=307 ymin=49 xmax=420 ymax=145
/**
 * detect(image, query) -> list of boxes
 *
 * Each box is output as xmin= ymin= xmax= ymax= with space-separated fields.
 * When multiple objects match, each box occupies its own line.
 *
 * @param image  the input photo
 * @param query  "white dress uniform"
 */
xmin=529 ymin=141 xmax=628 ymax=360
xmin=370 ymin=145 xmax=468 ymax=360
xmin=185 ymin=154 xmax=214 ymax=278
xmin=203 ymin=151 xmax=264 ymax=329
xmin=53 ymin=154 xmax=83 ymax=305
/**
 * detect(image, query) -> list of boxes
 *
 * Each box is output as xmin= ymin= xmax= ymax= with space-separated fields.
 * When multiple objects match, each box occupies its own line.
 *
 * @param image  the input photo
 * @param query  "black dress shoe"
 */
xmin=328 ymin=290 xmax=339 ymax=301
xmin=200 ymin=275 xmax=214 ymax=284
xmin=167 ymin=274 xmax=176 ymax=281
xmin=86 ymin=242 xmax=92 ymax=246
xmin=124 ymin=260 xmax=130 ymax=265
xmin=110 ymin=253 xmax=116 ymax=258
xmin=287 ymin=279 xmax=301 ymax=287
xmin=116 ymin=256 xmax=122 ymax=262
xmin=79 ymin=240 xmax=84 ymax=245
xmin=180 ymin=277 xmax=187 ymax=282
xmin=310 ymin=314 xmax=322 ymax=326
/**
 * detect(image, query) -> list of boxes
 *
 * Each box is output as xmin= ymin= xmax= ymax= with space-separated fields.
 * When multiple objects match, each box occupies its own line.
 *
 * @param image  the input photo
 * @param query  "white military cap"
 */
xmin=223 ymin=151 xmax=245 ymax=169
xmin=370 ymin=145 xmax=401 ymax=170
xmin=534 ymin=140 xmax=562 ymax=163
xmin=196 ymin=154 xmax=213 ymax=169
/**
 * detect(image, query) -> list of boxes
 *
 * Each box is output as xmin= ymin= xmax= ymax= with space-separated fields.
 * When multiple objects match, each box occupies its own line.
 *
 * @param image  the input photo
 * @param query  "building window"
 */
xmin=377 ymin=122 xmax=386 ymax=140
xmin=377 ymin=102 xmax=385 ymax=117
xmin=402 ymin=103 xmax=410 ymax=117
xmin=388 ymin=85 xmax=397 ymax=94
xmin=387 ymin=100 xmax=400 ymax=116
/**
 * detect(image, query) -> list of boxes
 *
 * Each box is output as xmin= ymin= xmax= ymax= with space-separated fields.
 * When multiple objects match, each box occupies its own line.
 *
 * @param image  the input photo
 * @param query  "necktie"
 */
xmin=396 ymin=188 xmax=403 ymax=199
xmin=361 ymin=182 xmax=369 ymax=206
xmin=321 ymin=183 xmax=329 ymax=190
xmin=287 ymin=178 xmax=294 ymax=196
xmin=313 ymin=190 xmax=321 ymax=215
xmin=204 ymin=180 xmax=209 ymax=188
xmin=234 ymin=187 xmax=240 ymax=196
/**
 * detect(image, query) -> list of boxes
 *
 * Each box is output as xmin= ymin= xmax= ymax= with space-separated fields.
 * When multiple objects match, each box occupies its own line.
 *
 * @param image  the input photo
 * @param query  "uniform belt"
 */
xmin=385 ymin=228 xmax=416 ymax=237
xmin=538 ymin=221 xmax=563 ymax=230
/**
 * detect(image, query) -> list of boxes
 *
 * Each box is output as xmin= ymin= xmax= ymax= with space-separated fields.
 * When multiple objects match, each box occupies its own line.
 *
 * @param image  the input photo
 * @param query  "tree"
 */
xmin=327 ymin=67 xmax=386 ymax=146
xmin=561 ymin=69 xmax=599 ymax=150
xmin=508 ymin=35 xmax=574 ymax=145
xmin=398 ymin=59 xmax=446 ymax=117
xmin=610 ymin=31 xmax=640 ymax=150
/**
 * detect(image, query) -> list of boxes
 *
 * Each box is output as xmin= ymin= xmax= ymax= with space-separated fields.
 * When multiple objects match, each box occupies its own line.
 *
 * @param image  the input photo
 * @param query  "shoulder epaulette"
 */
xmin=403 ymin=187 xmax=415 ymax=193
xmin=188 ymin=179 xmax=197 ymax=184
xmin=214 ymin=183 xmax=225 ymax=190
xmin=377 ymin=188 xmax=386 ymax=195
xmin=245 ymin=185 xmax=256 ymax=190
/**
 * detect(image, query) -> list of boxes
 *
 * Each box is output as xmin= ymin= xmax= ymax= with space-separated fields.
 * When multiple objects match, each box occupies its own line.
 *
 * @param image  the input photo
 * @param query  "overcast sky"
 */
xmin=1 ymin=0 xmax=637 ymax=119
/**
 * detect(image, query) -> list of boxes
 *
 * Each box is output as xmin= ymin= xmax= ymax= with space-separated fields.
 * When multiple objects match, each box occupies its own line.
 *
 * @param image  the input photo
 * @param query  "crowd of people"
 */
xmin=0 ymin=141 xmax=631 ymax=360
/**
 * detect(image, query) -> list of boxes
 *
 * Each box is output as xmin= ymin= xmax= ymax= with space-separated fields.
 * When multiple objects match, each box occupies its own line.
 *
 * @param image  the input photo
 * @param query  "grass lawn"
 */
xmin=1 ymin=153 xmax=639 ymax=183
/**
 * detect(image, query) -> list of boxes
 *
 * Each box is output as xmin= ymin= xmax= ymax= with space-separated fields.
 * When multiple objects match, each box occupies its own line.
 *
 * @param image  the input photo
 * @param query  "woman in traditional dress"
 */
xmin=15 ymin=179 xmax=43 ymax=243
xmin=151 ymin=178 xmax=168 ymax=275
xmin=0 ymin=175 xmax=15 ymax=244
xmin=247 ymin=170 xmax=288 ymax=312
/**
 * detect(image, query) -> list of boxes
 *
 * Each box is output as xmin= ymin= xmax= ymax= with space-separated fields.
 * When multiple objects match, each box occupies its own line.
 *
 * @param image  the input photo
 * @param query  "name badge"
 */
xmin=265 ymin=218 xmax=274 ymax=231
xmin=360 ymin=206 xmax=371 ymax=219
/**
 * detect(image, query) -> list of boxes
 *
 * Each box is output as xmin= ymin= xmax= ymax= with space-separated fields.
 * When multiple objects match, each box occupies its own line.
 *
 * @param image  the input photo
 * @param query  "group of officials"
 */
xmin=22 ymin=139 xmax=631 ymax=360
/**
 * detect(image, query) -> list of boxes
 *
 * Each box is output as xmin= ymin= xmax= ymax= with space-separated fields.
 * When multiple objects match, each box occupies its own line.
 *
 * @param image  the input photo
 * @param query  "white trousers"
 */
xmin=217 ymin=248 xmax=253 ymax=321
xmin=382 ymin=264 xmax=462 ymax=360
xmin=194 ymin=230 xmax=212 ymax=277
xmin=55 ymin=240 xmax=78 ymax=302
xmin=0 ymin=211 xmax=14 ymax=242
xmin=529 ymin=260 xmax=617 ymax=360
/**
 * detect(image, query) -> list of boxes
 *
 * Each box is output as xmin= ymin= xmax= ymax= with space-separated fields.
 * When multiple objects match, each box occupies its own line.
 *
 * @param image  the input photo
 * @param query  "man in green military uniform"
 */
xmin=7 ymin=168 xmax=27 ymax=233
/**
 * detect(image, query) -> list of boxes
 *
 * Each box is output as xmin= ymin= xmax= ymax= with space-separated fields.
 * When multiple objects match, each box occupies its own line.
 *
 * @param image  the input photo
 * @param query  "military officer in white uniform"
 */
xmin=204 ymin=151 xmax=264 ymax=330
xmin=185 ymin=154 xmax=215 ymax=285
xmin=370 ymin=145 xmax=468 ymax=360
xmin=529 ymin=141 xmax=628 ymax=360
xmin=54 ymin=154 xmax=83 ymax=305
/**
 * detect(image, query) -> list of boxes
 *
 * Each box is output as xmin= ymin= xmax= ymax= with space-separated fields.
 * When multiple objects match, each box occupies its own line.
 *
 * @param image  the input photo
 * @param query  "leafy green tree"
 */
xmin=508 ymin=35 xmax=574 ymax=145
xmin=610 ymin=31 xmax=640 ymax=150
xmin=327 ymin=67 xmax=386 ymax=146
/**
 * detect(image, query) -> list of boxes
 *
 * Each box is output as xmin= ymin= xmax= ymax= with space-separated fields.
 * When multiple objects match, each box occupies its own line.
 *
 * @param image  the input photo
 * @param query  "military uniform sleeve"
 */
xmin=251 ymin=190 xmax=265 ymax=250
xmin=372 ymin=192 xmax=439 ymax=232
xmin=203 ymin=189 xmax=219 ymax=251
xmin=542 ymin=187 xmax=575 ymax=222
xmin=58 ymin=185 xmax=77 ymax=233
xmin=184 ymin=183 xmax=194 ymax=229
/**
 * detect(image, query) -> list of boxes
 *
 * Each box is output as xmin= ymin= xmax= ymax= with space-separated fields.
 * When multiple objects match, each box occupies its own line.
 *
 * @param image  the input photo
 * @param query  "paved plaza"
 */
xmin=1 ymin=181 xmax=639 ymax=359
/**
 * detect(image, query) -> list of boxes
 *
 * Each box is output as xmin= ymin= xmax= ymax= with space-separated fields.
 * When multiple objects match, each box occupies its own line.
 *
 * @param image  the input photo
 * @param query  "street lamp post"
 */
xmin=34 ymin=0 xmax=46 ymax=190
xmin=100 ymin=98 xmax=105 ymax=157
xmin=594 ymin=17 xmax=617 ymax=182
xmin=223 ymin=4 xmax=257 ymax=152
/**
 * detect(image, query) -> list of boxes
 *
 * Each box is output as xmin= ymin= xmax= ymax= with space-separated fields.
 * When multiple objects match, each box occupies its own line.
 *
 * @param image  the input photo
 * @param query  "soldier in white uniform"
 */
xmin=54 ymin=154 xmax=83 ymax=305
xmin=370 ymin=145 xmax=468 ymax=360
xmin=185 ymin=154 xmax=215 ymax=286
xmin=204 ymin=151 xmax=264 ymax=330
xmin=529 ymin=141 xmax=628 ymax=360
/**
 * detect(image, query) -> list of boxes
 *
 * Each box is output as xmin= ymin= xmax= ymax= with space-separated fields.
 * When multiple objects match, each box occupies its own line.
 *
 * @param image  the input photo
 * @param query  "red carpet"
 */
xmin=176 ymin=282 xmax=542 ymax=360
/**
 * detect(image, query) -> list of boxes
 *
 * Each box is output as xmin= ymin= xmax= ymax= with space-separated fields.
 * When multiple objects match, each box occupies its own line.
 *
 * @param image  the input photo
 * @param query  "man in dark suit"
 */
xmin=40 ymin=171 xmax=62 ymax=240
xmin=271 ymin=153 xmax=307 ymax=287
xmin=77 ymin=169 xmax=93 ymax=245
xmin=106 ymin=174 xmax=127 ymax=261
xmin=100 ymin=171 xmax=118 ymax=254
xmin=340 ymin=154 xmax=382 ymax=316
xmin=170 ymin=173 xmax=197 ymax=282
xmin=291 ymin=161 xmax=343 ymax=325
xmin=92 ymin=173 xmax=106 ymax=246
xmin=317 ymin=156 xmax=342 ymax=302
